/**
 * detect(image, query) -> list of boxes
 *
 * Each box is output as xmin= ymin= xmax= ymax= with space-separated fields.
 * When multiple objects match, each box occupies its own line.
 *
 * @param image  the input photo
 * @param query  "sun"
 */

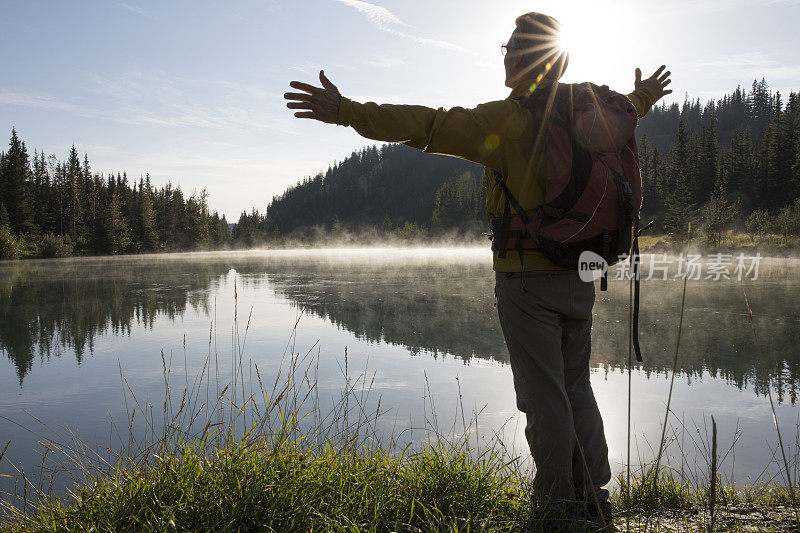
xmin=557 ymin=22 xmax=574 ymax=56
xmin=547 ymin=8 xmax=635 ymax=86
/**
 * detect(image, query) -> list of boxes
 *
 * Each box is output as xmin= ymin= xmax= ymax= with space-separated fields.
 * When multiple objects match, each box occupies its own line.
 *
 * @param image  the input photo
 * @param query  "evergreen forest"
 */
xmin=0 ymin=129 xmax=231 ymax=259
xmin=2 ymin=79 xmax=800 ymax=258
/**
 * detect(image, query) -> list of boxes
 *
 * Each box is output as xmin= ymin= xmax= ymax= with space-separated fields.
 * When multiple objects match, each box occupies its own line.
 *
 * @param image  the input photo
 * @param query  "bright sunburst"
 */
xmin=544 ymin=5 xmax=638 ymax=86
xmin=556 ymin=22 xmax=573 ymax=56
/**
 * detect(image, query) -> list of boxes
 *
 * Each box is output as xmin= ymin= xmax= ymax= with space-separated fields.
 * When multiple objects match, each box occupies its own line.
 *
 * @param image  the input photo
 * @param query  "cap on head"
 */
xmin=512 ymin=12 xmax=568 ymax=81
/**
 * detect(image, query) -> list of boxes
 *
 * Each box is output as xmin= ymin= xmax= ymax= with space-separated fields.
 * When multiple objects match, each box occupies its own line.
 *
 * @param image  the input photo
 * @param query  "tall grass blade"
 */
xmin=708 ymin=415 xmax=717 ymax=533
xmin=653 ymin=223 xmax=691 ymax=496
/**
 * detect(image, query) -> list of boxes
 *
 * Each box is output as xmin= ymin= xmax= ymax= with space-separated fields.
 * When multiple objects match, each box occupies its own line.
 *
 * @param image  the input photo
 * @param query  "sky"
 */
xmin=2 ymin=0 xmax=800 ymax=219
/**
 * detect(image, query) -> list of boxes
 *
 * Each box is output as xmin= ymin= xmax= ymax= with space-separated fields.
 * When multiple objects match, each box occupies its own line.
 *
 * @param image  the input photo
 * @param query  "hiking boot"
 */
xmin=584 ymin=499 xmax=615 ymax=531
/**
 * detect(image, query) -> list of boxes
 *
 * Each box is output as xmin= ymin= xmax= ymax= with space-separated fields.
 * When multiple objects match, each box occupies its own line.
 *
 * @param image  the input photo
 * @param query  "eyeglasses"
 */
xmin=500 ymin=43 xmax=520 ymax=56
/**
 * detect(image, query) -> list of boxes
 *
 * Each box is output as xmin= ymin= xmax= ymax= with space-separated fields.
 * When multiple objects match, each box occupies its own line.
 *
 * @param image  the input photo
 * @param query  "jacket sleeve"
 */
xmin=336 ymin=97 xmax=525 ymax=168
xmin=626 ymin=86 xmax=659 ymax=119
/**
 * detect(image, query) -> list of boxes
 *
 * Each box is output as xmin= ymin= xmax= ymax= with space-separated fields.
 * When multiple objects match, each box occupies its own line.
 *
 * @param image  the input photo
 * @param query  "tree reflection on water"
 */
xmin=1 ymin=252 xmax=798 ymax=403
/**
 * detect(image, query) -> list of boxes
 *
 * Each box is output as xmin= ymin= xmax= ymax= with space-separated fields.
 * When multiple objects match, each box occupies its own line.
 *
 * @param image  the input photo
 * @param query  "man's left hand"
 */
xmin=635 ymin=65 xmax=672 ymax=102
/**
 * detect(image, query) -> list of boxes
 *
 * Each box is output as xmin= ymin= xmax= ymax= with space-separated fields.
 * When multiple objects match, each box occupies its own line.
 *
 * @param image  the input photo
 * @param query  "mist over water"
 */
xmin=1 ymin=248 xmax=799 ymax=496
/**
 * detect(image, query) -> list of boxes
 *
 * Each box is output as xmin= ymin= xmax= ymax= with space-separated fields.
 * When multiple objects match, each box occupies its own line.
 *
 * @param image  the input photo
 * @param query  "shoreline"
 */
xmin=3 ymin=232 xmax=800 ymax=263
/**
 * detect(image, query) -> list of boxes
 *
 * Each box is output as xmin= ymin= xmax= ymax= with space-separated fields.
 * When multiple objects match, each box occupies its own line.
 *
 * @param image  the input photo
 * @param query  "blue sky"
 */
xmin=2 ymin=0 xmax=799 ymax=218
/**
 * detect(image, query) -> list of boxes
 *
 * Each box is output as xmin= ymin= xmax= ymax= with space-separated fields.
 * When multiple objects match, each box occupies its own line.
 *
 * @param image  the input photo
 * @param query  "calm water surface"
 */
xmin=1 ymin=249 xmax=799 ymax=497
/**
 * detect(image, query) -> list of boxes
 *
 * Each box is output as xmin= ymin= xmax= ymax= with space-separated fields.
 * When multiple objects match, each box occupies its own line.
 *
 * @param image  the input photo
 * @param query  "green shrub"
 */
xmin=39 ymin=233 xmax=74 ymax=258
xmin=775 ymin=199 xmax=800 ymax=245
xmin=395 ymin=221 xmax=427 ymax=239
xmin=745 ymin=208 xmax=772 ymax=242
xmin=0 ymin=225 xmax=21 ymax=260
xmin=702 ymin=193 xmax=738 ymax=248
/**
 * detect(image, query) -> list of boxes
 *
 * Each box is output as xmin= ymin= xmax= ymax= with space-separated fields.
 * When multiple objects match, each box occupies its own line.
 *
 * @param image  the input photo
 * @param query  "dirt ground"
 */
xmin=618 ymin=505 xmax=800 ymax=532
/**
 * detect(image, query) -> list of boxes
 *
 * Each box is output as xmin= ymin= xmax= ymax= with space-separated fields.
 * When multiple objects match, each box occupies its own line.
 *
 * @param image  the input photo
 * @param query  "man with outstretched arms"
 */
xmin=285 ymin=11 xmax=672 ymax=520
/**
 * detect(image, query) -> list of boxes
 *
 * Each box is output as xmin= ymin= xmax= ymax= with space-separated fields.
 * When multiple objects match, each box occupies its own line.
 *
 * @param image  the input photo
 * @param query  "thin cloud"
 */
xmin=0 ymin=90 xmax=78 ymax=111
xmin=335 ymin=0 xmax=403 ymax=29
xmin=334 ymin=0 xmax=472 ymax=54
xmin=83 ymin=70 xmax=293 ymax=131
xmin=657 ymin=0 xmax=800 ymax=13
xmin=289 ymin=61 xmax=356 ymax=76
xmin=411 ymin=36 xmax=471 ymax=54
xmin=118 ymin=3 xmax=156 ymax=19
xmin=365 ymin=56 xmax=406 ymax=68
xmin=686 ymin=52 xmax=800 ymax=85
xmin=2 ymin=70 xmax=294 ymax=134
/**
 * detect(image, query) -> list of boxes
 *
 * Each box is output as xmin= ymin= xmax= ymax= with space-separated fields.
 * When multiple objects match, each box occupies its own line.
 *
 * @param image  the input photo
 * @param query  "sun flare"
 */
xmin=556 ymin=23 xmax=573 ymax=56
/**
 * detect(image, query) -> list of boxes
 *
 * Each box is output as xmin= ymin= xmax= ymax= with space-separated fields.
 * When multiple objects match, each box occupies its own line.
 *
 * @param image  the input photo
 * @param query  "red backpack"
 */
xmin=490 ymin=82 xmax=650 ymax=360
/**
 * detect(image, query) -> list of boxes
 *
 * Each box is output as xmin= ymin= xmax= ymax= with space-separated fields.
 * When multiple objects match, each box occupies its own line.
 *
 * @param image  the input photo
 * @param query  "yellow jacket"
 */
xmin=336 ymin=80 xmax=658 ymax=271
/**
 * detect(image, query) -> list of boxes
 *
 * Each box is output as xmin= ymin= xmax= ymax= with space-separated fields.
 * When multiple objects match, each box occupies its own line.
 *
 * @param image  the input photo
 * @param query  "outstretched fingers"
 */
xmin=286 ymin=102 xmax=316 ymax=110
xmin=286 ymin=99 xmax=319 ymax=119
xmin=288 ymin=80 xmax=322 ymax=94
xmin=656 ymin=68 xmax=672 ymax=95
xmin=284 ymin=92 xmax=316 ymax=102
xmin=651 ymin=64 xmax=667 ymax=79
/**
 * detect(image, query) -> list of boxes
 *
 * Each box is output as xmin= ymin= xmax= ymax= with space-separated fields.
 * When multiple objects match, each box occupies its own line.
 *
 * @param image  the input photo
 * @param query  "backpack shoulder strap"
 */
xmin=492 ymin=170 xmax=530 ymax=225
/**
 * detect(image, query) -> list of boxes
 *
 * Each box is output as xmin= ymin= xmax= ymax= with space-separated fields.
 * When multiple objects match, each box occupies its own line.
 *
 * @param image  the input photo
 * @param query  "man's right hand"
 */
xmin=284 ymin=70 xmax=342 ymax=124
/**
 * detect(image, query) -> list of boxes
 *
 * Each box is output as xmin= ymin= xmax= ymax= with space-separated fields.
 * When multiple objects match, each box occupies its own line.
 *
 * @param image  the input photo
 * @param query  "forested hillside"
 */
xmin=266 ymin=79 xmax=800 ymax=244
xmin=266 ymin=145 xmax=481 ymax=237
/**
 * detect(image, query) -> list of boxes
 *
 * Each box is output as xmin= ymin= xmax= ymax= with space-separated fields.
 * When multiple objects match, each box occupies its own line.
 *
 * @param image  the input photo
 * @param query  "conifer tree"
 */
xmin=663 ymin=120 xmax=696 ymax=237
xmin=638 ymin=135 xmax=657 ymax=217
xmin=65 ymin=145 xmax=83 ymax=242
xmin=139 ymin=180 xmax=159 ymax=251
xmin=749 ymin=78 xmax=773 ymax=138
xmin=703 ymin=178 xmax=738 ymax=247
xmin=0 ymin=203 xmax=9 ymax=229
xmin=0 ymin=129 xmax=34 ymax=234
xmin=780 ymin=92 xmax=799 ymax=201
xmin=725 ymin=127 xmax=755 ymax=211
xmin=105 ymin=188 xmax=130 ymax=254
xmin=762 ymin=93 xmax=787 ymax=208
xmin=697 ymin=116 xmax=719 ymax=203
xmin=183 ymin=189 xmax=211 ymax=247
xmin=32 ymin=151 xmax=54 ymax=233
xmin=794 ymin=126 xmax=800 ymax=202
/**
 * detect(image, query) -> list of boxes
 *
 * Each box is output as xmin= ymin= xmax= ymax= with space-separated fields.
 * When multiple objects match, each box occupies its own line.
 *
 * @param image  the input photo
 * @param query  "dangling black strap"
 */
xmin=515 ymin=237 xmax=526 ymax=292
xmin=632 ymin=220 xmax=653 ymax=363
xmin=601 ymin=234 xmax=611 ymax=291
xmin=498 ymin=194 xmax=511 ymax=259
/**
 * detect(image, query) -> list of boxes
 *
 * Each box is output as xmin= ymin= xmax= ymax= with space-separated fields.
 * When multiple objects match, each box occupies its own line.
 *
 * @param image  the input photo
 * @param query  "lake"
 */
xmin=1 ymin=248 xmax=799 ymax=500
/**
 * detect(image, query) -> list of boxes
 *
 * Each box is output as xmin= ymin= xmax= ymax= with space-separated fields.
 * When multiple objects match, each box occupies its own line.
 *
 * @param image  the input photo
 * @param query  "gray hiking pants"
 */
xmin=495 ymin=270 xmax=611 ymax=504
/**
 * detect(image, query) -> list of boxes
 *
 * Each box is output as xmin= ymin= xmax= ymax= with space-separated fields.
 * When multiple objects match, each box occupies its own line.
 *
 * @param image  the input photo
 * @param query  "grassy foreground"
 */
xmin=2 ymin=437 xmax=535 ymax=532
xmin=1 ymin=432 xmax=798 ymax=532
